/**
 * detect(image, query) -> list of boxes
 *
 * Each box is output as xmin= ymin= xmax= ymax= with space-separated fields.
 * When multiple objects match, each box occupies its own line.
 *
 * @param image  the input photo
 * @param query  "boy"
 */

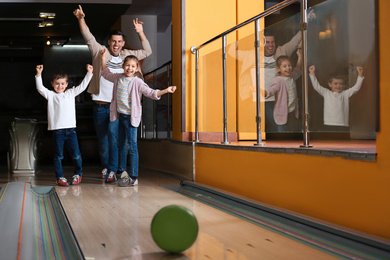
xmin=35 ymin=64 xmax=93 ymax=186
xmin=309 ymin=65 xmax=364 ymax=128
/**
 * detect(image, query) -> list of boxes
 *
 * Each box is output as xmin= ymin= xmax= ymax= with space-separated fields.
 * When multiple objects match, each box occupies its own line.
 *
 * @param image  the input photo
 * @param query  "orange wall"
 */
xmin=184 ymin=0 xmax=236 ymax=133
xmin=194 ymin=0 xmax=390 ymax=239
xmin=171 ymin=0 xmax=390 ymax=239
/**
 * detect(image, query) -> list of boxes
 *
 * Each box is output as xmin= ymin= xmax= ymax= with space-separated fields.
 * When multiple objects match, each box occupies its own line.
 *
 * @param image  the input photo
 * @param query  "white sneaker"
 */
xmin=120 ymin=171 xmax=129 ymax=179
xmin=105 ymin=171 xmax=117 ymax=183
xmin=100 ymin=168 xmax=107 ymax=179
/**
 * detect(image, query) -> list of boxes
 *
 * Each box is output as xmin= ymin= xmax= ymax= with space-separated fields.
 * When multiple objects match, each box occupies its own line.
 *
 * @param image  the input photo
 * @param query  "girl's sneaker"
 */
xmin=71 ymin=175 xmax=82 ymax=185
xmin=57 ymin=177 xmax=69 ymax=186
xmin=105 ymin=171 xmax=117 ymax=183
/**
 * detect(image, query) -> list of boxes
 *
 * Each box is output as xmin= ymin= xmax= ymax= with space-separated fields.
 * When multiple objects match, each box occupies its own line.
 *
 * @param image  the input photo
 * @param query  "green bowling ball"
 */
xmin=151 ymin=205 xmax=199 ymax=253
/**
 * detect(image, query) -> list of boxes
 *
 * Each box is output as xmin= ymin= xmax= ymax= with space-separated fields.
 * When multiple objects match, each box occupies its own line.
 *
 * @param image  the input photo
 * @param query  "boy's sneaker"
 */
xmin=105 ymin=171 xmax=117 ymax=183
xmin=100 ymin=168 xmax=107 ymax=179
xmin=57 ymin=177 xmax=69 ymax=186
xmin=71 ymin=175 xmax=82 ymax=185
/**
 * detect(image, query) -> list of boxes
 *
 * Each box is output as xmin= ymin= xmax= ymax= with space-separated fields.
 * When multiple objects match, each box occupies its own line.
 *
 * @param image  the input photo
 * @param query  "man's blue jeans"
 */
xmin=118 ymin=113 xmax=138 ymax=178
xmin=93 ymin=104 xmax=125 ymax=173
xmin=52 ymin=128 xmax=82 ymax=179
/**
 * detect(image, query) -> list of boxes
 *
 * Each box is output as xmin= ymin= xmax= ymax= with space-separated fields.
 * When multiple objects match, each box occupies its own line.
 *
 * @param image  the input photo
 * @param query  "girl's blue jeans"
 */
xmin=118 ymin=113 xmax=139 ymax=178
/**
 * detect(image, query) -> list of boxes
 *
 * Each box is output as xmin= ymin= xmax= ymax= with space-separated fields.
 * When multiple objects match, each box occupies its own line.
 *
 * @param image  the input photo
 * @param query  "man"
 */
xmin=73 ymin=5 xmax=152 ymax=183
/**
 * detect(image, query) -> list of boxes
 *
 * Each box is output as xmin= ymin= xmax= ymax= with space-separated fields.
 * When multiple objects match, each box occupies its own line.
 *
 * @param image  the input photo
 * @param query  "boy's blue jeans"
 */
xmin=118 ymin=113 xmax=139 ymax=179
xmin=52 ymin=128 xmax=82 ymax=179
xmin=93 ymin=104 xmax=126 ymax=174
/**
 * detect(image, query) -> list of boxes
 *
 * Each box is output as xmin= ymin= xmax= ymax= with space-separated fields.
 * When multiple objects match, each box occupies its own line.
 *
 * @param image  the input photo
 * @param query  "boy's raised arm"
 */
xmin=86 ymin=64 xmax=93 ymax=74
xmin=36 ymin=64 xmax=43 ymax=77
xmin=356 ymin=66 xmax=364 ymax=78
xmin=309 ymin=65 xmax=315 ymax=75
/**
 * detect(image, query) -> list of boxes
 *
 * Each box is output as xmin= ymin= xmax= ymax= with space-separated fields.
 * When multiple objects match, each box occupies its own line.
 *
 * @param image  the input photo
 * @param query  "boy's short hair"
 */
xmin=328 ymin=73 xmax=345 ymax=84
xmin=52 ymin=72 xmax=68 ymax=82
xmin=109 ymin=30 xmax=125 ymax=40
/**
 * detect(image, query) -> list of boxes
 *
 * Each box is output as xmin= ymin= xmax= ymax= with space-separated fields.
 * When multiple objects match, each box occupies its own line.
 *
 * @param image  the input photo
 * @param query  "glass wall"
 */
xmin=141 ymin=63 xmax=172 ymax=139
xmin=195 ymin=0 xmax=377 ymax=140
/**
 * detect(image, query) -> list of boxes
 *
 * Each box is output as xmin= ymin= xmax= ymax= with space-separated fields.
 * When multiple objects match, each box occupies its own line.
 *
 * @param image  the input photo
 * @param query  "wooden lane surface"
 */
xmin=56 ymin=170 xmax=338 ymax=260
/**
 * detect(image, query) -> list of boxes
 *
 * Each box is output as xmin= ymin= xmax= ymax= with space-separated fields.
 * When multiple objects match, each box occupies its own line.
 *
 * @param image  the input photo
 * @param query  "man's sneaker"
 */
xmin=100 ymin=168 xmax=107 ymax=179
xmin=118 ymin=176 xmax=138 ymax=187
xmin=57 ymin=177 xmax=69 ymax=186
xmin=118 ymin=176 xmax=131 ymax=187
xmin=71 ymin=175 xmax=82 ymax=185
xmin=105 ymin=171 xmax=117 ymax=183
xmin=120 ymin=171 xmax=129 ymax=179
xmin=131 ymin=178 xmax=138 ymax=186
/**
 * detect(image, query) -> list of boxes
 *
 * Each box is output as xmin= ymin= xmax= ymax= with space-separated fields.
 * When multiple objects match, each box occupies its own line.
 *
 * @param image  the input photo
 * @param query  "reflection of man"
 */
xmin=231 ymin=10 xmax=315 ymax=133
xmin=230 ymin=31 xmax=301 ymax=132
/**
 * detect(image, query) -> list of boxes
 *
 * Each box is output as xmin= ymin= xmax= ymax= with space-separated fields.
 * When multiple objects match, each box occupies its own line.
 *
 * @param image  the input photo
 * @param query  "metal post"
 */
xmin=191 ymin=46 xmax=200 ymax=142
xmin=221 ymin=35 xmax=230 ymax=144
xmin=167 ymin=63 xmax=171 ymax=139
xmin=300 ymin=0 xmax=312 ymax=148
xmin=254 ymin=19 xmax=265 ymax=147
xmin=153 ymin=71 xmax=157 ymax=139
xmin=140 ymin=118 xmax=144 ymax=138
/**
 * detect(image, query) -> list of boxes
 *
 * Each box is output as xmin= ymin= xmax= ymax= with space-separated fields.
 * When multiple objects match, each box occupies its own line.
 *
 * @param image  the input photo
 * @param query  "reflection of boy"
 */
xmin=309 ymin=65 xmax=364 ymax=127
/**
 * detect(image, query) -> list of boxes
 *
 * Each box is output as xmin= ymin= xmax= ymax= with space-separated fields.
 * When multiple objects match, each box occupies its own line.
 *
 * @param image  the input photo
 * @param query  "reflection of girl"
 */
xmin=265 ymin=50 xmax=302 ymax=132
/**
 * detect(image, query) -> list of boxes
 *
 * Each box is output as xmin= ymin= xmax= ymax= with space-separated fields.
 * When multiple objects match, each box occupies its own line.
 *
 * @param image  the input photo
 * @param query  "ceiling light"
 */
xmin=38 ymin=21 xmax=54 ymax=27
xmin=39 ymin=12 xmax=56 ymax=19
xmin=46 ymin=40 xmax=51 ymax=45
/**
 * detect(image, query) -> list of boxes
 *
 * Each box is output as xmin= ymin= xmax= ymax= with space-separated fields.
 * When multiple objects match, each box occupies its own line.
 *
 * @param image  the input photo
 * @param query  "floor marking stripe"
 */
xmin=17 ymin=182 xmax=27 ymax=260
xmin=0 ymin=183 xmax=9 ymax=204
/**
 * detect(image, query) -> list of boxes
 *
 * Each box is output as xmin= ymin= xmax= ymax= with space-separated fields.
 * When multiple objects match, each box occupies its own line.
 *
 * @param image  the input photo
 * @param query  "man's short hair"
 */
xmin=263 ymin=28 xmax=275 ymax=37
xmin=109 ymin=30 xmax=125 ymax=40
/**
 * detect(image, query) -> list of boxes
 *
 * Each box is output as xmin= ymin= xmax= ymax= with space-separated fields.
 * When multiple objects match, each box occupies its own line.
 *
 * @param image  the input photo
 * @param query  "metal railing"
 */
xmin=140 ymin=61 xmax=172 ymax=139
xmin=191 ymin=0 xmax=312 ymax=147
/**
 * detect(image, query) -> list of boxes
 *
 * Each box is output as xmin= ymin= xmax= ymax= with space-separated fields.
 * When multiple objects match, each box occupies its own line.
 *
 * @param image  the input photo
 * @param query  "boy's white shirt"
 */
xmin=309 ymin=74 xmax=364 ymax=127
xmin=35 ymin=72 xmax=93 ymax=130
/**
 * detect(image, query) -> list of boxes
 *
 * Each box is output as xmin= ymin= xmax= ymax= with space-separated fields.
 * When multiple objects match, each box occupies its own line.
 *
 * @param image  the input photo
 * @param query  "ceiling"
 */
xmin=0 ymin=0 xmax=171 ymax=54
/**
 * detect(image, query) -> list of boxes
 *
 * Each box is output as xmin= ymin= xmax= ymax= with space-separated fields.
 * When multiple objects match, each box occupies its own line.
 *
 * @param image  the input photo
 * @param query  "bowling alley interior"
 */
xmin=0 ymin=0 xmax=389 ymax=259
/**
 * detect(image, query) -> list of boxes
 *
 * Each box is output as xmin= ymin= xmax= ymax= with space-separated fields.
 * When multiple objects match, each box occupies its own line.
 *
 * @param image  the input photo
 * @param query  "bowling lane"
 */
xmin=57 ymin=169 xmax=337 ymax=260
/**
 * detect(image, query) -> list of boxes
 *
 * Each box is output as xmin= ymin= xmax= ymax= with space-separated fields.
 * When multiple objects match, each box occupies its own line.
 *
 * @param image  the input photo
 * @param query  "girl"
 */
xmin=100 ymin=49 xmax=176 ymax=186
xmin=265 ymin=49 xmax=302 ymax=132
